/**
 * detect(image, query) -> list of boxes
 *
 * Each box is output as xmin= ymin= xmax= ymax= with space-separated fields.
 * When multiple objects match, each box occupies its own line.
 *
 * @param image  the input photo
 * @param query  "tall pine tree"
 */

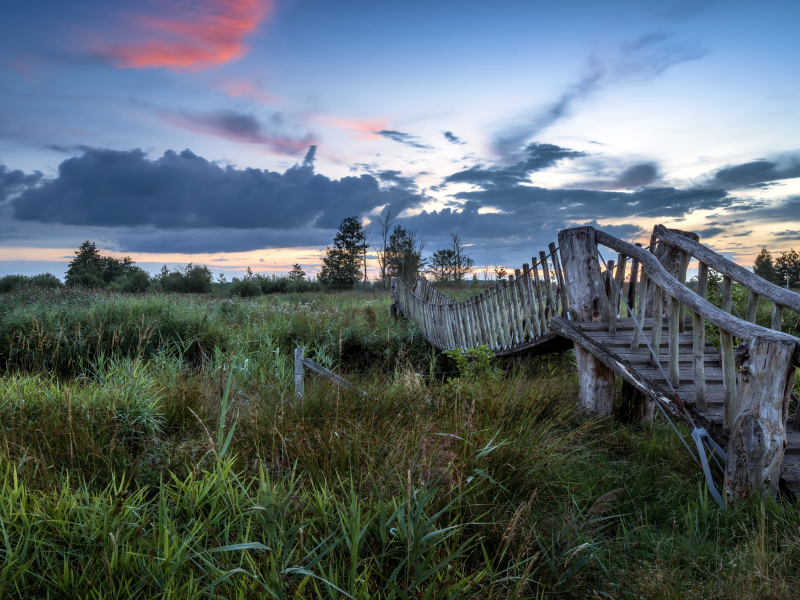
xmin=319 ymin=216 xmax=369 ymax=290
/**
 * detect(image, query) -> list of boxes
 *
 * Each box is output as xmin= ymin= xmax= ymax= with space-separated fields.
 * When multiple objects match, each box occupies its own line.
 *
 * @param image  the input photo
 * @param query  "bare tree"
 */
xmin=374 ymin=210 xmax=396 ymax=291
xmin=449 ymin=231 xmax=474 ymax=286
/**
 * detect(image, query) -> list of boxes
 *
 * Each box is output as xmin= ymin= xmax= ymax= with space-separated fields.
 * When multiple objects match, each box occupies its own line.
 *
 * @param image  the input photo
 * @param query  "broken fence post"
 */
xmin=294 ymin=347 xmax=304 ymax=402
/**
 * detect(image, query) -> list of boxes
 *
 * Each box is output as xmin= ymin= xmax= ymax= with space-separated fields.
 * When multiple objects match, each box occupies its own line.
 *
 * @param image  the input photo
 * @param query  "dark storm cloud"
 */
xmin=443 ymin=131 xmax=464 ymax=145
xmin=8 ymin=146 xmax=425 ymax=234
xmin=744 ymin=182 xmax=785 ymax=190
xmin=0 ymin=164 xmax=43 ymax=200
xmin=694 ymin=226 xmax=725 ymax=238
xmin=442 ymin=143 xmax=586 ymax=188
xmin=374 ymin=130 xmax=432 ymax=149
xmin=708 ymin=154 xmax=800 ymax=189
xmin=452 ymin=183 xmax=731 ymax=219
xmin=164 ymin=109 xmax=315 ymax=155
xmin=570 ymin=162 xmax=659 ymax=190
xmin=493 ymin=33 xmax=707 ymax=158
xmin=774 ymin=230 xmax=800 ymax=242
xmin=377 ymin=170 xmax=418 ymax=191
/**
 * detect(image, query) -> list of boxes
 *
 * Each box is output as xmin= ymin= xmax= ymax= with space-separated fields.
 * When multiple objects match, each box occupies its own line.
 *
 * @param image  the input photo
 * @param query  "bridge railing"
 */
xmin=391 ymin=243 xmax=567 ymax=354
xmin=561 ymin=226 xmax=797 ymax=500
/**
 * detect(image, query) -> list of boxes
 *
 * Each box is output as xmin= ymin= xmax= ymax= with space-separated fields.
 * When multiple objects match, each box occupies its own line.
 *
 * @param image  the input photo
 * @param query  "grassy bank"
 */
xmin=1 ymin=288 xmax=800 ymax=598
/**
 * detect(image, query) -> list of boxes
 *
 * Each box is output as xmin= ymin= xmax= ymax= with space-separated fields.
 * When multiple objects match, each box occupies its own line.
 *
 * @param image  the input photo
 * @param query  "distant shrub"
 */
xmin=160 ymin=263 xmax=213 ymax=294
xmin=109 ymin=267 xmax=152 ymax=293
xmin=0 ymin=273 xmax=62 ymax=293
xmin=230 ymin=277 xmax=262 ymax=298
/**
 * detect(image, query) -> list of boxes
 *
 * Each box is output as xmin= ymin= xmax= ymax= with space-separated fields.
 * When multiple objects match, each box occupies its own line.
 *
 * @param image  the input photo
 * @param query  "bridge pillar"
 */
xmin=724 ymin=336 xmax=794 ymax=501
xmin=558 ymin=227 xmax=616 ymax=417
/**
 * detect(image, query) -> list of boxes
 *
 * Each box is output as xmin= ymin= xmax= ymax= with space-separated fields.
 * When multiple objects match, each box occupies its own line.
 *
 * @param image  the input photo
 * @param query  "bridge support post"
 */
xmin=558 ymin=227 xmax=615 ymax=416
xmin=724 ymin=336 xmax=794 ymax=501
xmin=389 ymin=277 xmax=399 ymax=318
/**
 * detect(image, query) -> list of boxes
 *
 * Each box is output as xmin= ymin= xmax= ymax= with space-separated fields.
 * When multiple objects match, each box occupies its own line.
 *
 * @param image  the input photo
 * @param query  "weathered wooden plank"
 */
xmin=532 ymin=258 xmax=548 ymax=333
xmin=493 ymin=283 xmax=510 ymax=348
xmin=720 ymin=275 xmax=737 ymax=430
xmin=694 ymin=262 xmax=709 ymax=410
xmin=514 ymin=269 xmax=529 ymax=341
xmin=594 ymin=230 xmax=800 ymax=361
xmin=502 ymin=279 xmax=518 ymax=345
xmin=746 ymin=291 xmax=760 ymax=323
xmin=608 ymin=260 xmax=618 ymax=334
xmin=540 ymin=250 xmax=557 ymax=322
xmin=549 ymin=242 xmax=568 ymax=317
xmin=626 ymin=244 xmax=642 ymax=313
xmin=631 ymin=273 xmax=649 ymax=350
xmin=522 ymin=264 xmax=542 ymax=338
xmin=508 ymin=274 xmax=523 ymax=344
xmin=655 ymin=224 xmax=800 ymax=314
xmin=773 ymin=303 xmax=784 ymax=332
xmin=294 ymin=347 xmax=304 ymax=401
xmin=302 ymin=357 xmax=370 ymax=397
xmin=650 ymin=284 xmax=664 ymax=368
xmin=615 ymin=254 xmax=627 ymax=317
xmin=725 ymin=337 xmax=795 ymax=500
xmin=668 ymin=296 xmax=680 ymax=388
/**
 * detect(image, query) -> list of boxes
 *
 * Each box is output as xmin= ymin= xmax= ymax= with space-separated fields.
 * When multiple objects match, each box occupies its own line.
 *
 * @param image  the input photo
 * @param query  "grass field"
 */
xmin=2 ymin=287 xmax=800 ymax=599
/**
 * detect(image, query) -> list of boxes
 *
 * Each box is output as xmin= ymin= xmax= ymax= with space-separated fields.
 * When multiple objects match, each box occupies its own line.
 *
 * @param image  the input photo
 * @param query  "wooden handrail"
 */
xmin=595 ymin=230 xmax=800 ymax=363
xmin=654 ymin=224 xmax=800 ymax=313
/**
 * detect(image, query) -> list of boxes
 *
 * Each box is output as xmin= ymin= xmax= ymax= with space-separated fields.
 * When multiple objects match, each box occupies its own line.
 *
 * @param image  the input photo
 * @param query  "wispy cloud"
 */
xmin=375 ymin=130 xmax=432 ymax=149
xmin=101 ymin=0 xmax=270 ymax=71
xmin=707 ymin=154 xmax=800 ymax=189
xmin=443 ymin=131 xmax=465 ymax=145
xmin=163 ymin=109 xmax=314 ymax=155
xmin=320 ymin=117 xmax=391 ymax=141
xmin=493 ymin=33 xmax=707 ymax=158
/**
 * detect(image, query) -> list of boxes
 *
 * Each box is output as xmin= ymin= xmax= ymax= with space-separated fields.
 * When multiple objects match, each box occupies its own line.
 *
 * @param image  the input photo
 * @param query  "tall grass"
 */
xmin=3 ymin=288 xmax=800 ymax=597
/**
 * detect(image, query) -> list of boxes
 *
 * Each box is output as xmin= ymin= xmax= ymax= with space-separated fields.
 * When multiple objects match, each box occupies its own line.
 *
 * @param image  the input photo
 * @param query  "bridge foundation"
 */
xmin=558 ymin=226 xmax=615 ymax=417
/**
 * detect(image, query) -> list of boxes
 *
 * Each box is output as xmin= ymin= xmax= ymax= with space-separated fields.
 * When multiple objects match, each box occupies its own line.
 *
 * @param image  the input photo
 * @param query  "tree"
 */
xmin=385 ymin=225 xmax=426 ymax=286
xmin=288 ymin=264 xmax=306 ymax=281
xmin=319 ymin=216 xmax=369 ymax=290
xmin=448 ymin=231 xmax=474 ymax=285
xmin=754 ymin=248 xmax=777 ymax=283
xmin=374 ymin=210 xmax=396 ymax=290
xmin=428 ymin=248 xmax=456 ymax=283
xmin=776 ymin=249 xmax=800 ymax=288
xmin=65 ymin=241 xmax=142 ymax=288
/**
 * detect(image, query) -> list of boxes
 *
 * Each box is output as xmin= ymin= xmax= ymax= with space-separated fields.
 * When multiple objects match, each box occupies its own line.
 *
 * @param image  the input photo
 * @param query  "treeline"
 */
xmin=754 ymin=247 xmax=800 ymax=287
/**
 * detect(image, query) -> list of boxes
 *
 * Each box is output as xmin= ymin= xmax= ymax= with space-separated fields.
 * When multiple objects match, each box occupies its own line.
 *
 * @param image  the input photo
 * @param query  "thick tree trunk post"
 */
xmin=389 ymin=277 xmax=398 ymax=318
xmin=294 ymin=347 xmax=304 ymax=403
xmin=724 ymin=336 xmax=795 ymax=500
xmin=619 ymin=381 xmax=656 ymax=424
xmin=558 ymin=227 xmax=615 ymax=416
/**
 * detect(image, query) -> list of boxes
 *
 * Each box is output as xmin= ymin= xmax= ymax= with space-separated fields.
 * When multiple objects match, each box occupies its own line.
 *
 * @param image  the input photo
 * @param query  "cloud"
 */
xmin=8 ymin=146 xmax=426 ymax=239
xmin=443 ymin=131 xmax=465 ymax=145
xmin=374 ymin=130 xmax=432 ymax=149
xmin=101 ymin=0 xmax=270 ymax=71
xmin=570 ymin=162 xmax=659 ymax=190
xmin=321 ymin=117 xmax=390 ymax=141
xmin=0 ymin=164 xmax=43 ymax=200
xmin=377 ymin=170 xmax=418 ymax=191
xmin=708 ymin=154 xmax=800 ymax=189
xmin=773 ymin=230 xmax=800 ymax=242
xmin=493 ymin=33 xmax=707 ymax=158
xmin=744 ymin=182 xmax=785 ymax=190
xmin=441 ymin=142 xmax=586 ymax=189
xmin=162 ymin=109 xmax=314 ymax=155
xmin=220 ymin=80 xmax=276 ymax=104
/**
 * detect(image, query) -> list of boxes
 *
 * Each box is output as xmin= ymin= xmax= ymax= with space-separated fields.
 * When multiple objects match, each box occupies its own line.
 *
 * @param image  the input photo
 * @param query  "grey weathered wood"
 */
xmin=463 ymin=298 xmax=474 ymax=348
xmin=531 ymin=258 xmax=547 ymax=333
xmin=508 ymin=274 xmax=523 ymax=344
xmin=650 ymin=285 xmax=664 ymax=368
xmin=724 ymin=337 xmax=795 ymax=500
xmin=522 ymin=264 xmax=541 ymax=337
xmin=549 ymin=242 xmax=568 ymax=317
xmin=294 ymin=347 xmax=304 ymax=401
xmin=631 ymin=273 xmax=649 ymax=350
xmin=615 ymin=253 xmax=627 ymax=317
xmin=502 ymin=279 xmax=518 ymax=345
xmin=627 ymin=244 xmax=642 ymax=313
xmin=513 ymin=270 xmax=527 ymax=341
xmin=694 ymin=262 xmax=709 ymax=410
xmin=720 ymin=275 xmax=737 ymax=430
xmin=655 ymin=224 xmax=800 ymax=313
xmin=489 ymin=285 xmax=504 ymax=348
xmin=668 ymin=296 xmax=680 ymax=388
xmin=558 ymin=227 xmax=615 ymax=416
xmin=608 ymin=260 xmax=618 ymax=334
xmin=493 ymin=283 xmax=509 ymax=348
xmin=772 ymin=303 xmax=784 ymax=332
xmin=302 ymin=357 xmax=369 ymax=397
xmin=540 ymin=250 xmax=557 ymax=322
xmin=594 ymin=230 xmax=800 ymax=362
xmin=745 ymin=291 xmax=760 ymax=323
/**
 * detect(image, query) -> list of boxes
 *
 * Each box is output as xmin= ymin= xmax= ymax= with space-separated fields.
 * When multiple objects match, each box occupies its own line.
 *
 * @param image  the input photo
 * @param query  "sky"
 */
xmin=1 ymin=0 xmax=799 ymax=279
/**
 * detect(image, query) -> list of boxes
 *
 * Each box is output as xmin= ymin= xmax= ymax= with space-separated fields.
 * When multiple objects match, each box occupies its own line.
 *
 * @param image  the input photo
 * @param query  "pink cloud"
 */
xmin=321 ymin=116 xmax=391 ymax=141
xmin=104 ymin=0 xmax=271 ymax=71
xmin=221 ymin=79 xmax=276 ymax=104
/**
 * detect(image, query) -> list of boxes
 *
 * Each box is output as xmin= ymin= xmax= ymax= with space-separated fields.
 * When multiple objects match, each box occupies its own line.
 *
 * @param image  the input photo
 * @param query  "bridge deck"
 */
xmin=559 ymin=317 xmax=800 ymax=497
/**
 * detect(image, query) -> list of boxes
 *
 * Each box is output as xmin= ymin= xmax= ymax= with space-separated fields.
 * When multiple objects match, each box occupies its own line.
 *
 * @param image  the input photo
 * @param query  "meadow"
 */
xmin=2 ymin=286 xmax=800 ymax=599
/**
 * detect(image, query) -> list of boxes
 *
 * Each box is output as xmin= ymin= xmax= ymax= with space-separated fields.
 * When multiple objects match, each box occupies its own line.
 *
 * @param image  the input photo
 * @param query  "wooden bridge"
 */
xmin=390 ymin=225 xmax=800 ymax=503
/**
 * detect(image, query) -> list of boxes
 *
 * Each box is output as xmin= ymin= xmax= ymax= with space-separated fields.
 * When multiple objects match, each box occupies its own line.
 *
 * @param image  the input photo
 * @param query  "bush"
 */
xmin=160 ymin=263 xmax=213 ymax=293
xmin=230 ymin=277 xmax=262 ymax=297
xmin=0 ymin=273 xmax=62 ymax=293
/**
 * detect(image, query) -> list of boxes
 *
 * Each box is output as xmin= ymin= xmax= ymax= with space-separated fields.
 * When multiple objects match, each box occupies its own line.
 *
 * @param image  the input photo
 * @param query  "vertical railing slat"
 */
xmin=720 ymin=275 xmax=737 ymax=430
xmin=693 ymin=262 xmax=708 ymax=410
xmin=650 ymin=284 xmax=664 ymax=365
xmin=631 ymin=272 xmax=649 ymax=350
xmin=540 ymin=251 xmax=556 ymax=323
xmin=607 ymin=260 xmax=617 ymax=334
